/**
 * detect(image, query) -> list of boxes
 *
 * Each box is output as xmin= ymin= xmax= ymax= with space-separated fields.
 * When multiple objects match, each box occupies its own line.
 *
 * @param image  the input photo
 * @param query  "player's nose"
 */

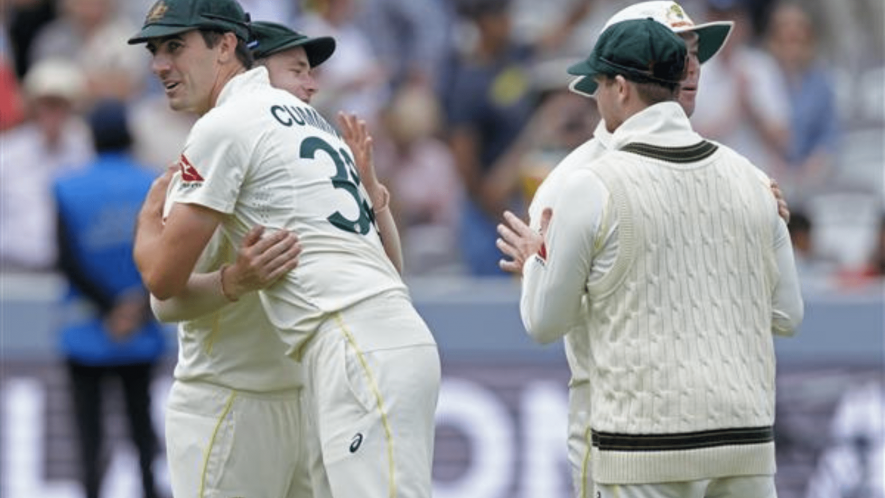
xmin=306 ymin=75 xmax=318 ymax=95
xmin=150 ymin=53 xmax=172 ymax=77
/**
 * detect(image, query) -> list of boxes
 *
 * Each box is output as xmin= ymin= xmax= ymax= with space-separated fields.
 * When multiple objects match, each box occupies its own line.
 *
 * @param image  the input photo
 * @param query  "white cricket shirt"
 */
xmin=169 ymin=68 xmax=406 ymax=358
xmin=167 ymin=228 xmax=303 ymax=392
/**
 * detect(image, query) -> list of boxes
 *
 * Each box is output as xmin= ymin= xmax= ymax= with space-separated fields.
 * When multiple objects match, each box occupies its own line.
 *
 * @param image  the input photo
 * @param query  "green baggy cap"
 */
xmin=128 ymin=0 xmax=251 ymax=44
xmin=567 ymin=18 xmax=688 ymax=96
xmin=249 ymin=21 xmax=336 ymax=68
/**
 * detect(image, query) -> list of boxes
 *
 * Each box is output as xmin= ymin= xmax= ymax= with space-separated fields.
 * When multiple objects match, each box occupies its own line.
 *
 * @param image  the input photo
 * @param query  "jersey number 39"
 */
xmin=300 ymin=136 xmax=376 ymax=235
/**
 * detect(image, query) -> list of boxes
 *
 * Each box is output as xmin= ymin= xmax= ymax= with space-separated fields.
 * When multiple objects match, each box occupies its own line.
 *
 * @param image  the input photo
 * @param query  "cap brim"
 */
xmin=674 ymin=21 xmax=733 ymax=63
xmin=567 ymin=59 xmax=593 ymax=77
xmin=568 ymin=76 xmax=598 ymax=98
xmin=128 ymin=24 xmax=196 ymax=45
xmin=297 ymin=37 xmax=337 ymax=68
xmin=254 ymin=36 xmax=337 ymax=67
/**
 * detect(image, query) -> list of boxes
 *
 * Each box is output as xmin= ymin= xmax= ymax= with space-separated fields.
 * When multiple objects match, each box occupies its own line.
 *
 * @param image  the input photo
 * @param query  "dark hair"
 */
xmin=788 ymin=210 xmax=812 ymax=233
xmin=88 ymin=99 xmax=133 ymax=152
xmin=200 ymin=29 xmax=254 ymax=69
xmin=598 ymin=73 xmax=680 ymax=105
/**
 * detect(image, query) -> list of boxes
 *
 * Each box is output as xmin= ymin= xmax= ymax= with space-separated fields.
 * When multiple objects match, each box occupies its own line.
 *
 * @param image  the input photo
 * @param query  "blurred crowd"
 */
xmin=1 ymin=0 xmax=883 ymax=288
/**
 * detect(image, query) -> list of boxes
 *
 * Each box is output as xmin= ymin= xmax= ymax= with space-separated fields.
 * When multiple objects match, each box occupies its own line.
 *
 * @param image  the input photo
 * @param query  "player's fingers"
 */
xmin=779 ymin=201 xmax=791 ymax=225
xmin=495 ymin=236 xmax=520 ymax=262
xmin=496 ymin=222 xmax=519 ymax=246
xmin=249 ymin=228 xmax=286 ymax=256
xmin=259 ymin=230 xmax=299 ymax=259
xmin=358 ymin=118 xmax=370 ymax=142
xmin=502 ymin=211 xmax=532 ymax=237
xmin=266 ymin=242 xmax=302 ymax=282
xmin=337 ymin=111 xmax=351 ymax=129
xmin=248 ymin=231 xmax=296 ymax=269
xmin=338 ymin=112 xmax=357 ymax=141
xmin=498 ymin=258 xmax=522 ymax=274
xmin=241 ymin=226 xmax=265 ymax=249
xmin=363 ymin=136 xmax=374 ymax=162
xmin=271 ymin=242 xmax=302 ymax=275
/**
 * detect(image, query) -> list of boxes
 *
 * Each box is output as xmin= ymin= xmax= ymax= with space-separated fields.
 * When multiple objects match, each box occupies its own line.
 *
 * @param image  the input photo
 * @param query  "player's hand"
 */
xmin=496 ymin=208 xmax=552 ymax=275
xmin=770 ymin=179 xmax=790 ymax=224
xmin=222 ymin=226 xmax=302 ymax=299
xmin=141 ymin=163 xmax=177 ymax=219
xmin=338 ymin=111 xmax=378 ymax=186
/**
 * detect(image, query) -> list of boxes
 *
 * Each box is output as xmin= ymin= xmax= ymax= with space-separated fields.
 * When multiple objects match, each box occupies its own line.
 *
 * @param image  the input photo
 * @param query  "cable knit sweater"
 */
xmin=520 ymin=102 xmax=804 ymax=484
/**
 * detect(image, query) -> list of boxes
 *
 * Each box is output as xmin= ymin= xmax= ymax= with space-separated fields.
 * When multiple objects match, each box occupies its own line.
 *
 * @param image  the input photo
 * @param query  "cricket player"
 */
xmin=130 ymin=1 xmax=439 ymax=498
xmin=497 ymin=2 xmax=790 ymax=496
xmin=499 ymin=16 xmax=803 ymax=498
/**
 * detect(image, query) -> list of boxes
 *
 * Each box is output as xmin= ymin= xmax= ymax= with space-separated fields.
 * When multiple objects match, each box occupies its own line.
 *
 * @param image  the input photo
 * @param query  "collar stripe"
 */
xmin=620 ymin=140 xmax=718 ymax=163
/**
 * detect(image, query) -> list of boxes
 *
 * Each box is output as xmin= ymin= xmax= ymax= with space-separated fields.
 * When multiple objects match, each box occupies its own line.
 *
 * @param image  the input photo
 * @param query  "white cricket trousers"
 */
xmin=569 ymin=381 xmax=593 ymax=498
xmin=303 ymin=292 xmax=441 ymax=498
xmin=164 ymin=380 xmax=312 ymax=498
xmin=593 ymin=476 xmax=778 ymax=498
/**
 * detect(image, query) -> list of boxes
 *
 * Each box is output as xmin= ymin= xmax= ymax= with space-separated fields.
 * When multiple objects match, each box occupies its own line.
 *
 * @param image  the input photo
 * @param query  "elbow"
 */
xmin=149 ymin=295 xmax=176 ymax=323
xmin=142 ymin=270 xmax=183 ymax=302
xmin=520 ymin=301 xmax=568 ymax=345
xmin=150 ymin=286 xmax=177 ymax=302
xmin=773 ymin=299 xmax=805 ymax=337
xmin=528 ymin=329 xmax=561 ymax=345
xmin=524 ymin=319 xmax=563 ymax=345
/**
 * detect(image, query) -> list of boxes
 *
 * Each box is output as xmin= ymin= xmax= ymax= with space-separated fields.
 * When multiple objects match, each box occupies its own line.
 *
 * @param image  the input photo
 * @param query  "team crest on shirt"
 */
xmin=178 ymin=154 xmax=204 ymax=188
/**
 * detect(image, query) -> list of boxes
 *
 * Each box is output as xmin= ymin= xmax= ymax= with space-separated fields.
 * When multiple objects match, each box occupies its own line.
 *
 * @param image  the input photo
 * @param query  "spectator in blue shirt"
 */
xmin=54 ymin=98 xmax=165 ymax=498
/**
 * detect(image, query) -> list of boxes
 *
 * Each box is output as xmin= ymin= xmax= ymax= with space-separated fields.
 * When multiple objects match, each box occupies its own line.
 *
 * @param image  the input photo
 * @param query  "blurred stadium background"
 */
xmin=1 ymin=0 xmax=883 ymax=496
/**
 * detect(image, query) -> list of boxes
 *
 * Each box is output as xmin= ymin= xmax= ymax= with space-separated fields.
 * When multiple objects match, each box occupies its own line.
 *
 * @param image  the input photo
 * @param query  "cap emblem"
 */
xmin=666 ymin=3 xmax=694 ymax=28
xmin=146 ymin=1 xmax=169 ymax=23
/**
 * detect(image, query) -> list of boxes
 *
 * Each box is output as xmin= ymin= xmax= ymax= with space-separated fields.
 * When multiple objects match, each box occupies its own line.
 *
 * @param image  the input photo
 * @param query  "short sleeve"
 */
xmin=169 ymin=113 xmax=251 ymax=214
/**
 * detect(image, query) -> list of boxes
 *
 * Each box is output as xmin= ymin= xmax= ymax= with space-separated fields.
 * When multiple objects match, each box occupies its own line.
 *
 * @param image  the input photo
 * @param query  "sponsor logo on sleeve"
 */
xmin=178 ymin=154 xmax=204 ymax=187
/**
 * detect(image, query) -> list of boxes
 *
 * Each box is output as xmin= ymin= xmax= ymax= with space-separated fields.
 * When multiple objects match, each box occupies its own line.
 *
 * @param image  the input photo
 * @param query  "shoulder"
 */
xmin=708 ymin=140 xmax=772 ymax=188
xmin=557 ymin=164 xmax=609 ymax=199
xmin=190 ymin=92 xmax=273 ymax=141
xmin=531 ymin=138 xmax=604 ymax=206
xmin=587 ymin=148 xmax=634 ymax=171
xmin=709 ymin=140 xmax=757 ymax=167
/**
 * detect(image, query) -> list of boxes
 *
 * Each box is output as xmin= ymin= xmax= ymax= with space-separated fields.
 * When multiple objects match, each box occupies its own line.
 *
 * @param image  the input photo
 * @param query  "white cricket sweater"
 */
xmin=521 ymin=102 xmax=804 ymax=484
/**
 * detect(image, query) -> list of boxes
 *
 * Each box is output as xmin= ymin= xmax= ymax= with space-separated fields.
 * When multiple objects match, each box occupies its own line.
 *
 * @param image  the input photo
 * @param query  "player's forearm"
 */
xmin=375 ymin=206 xmax=404 ymax=274
xmin=520 ymin=260 xmax=586 ymax=344
xmin=366 ymin=183 xmax=403 ymax=273
xmin=771 ymin=218 xmax=804 ymax=336
xmin=150 ymin=271 xmax=232 ymax=322
xmin=134 ymin=206 xmax=177 ymax=299
xmin=135 ymin=203 xmax=218 ymax=301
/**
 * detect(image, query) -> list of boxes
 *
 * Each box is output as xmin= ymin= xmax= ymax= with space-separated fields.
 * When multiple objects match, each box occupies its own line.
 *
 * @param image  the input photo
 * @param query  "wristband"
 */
xmin=219 ymin=264 xmax=239 ymax=302
xmin=372 ymin=184 xmax=390 ymax=214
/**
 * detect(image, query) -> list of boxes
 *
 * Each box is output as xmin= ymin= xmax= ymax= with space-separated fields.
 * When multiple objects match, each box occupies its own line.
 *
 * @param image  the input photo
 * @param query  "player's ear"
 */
xmin=614 ymin=74 xmax=630 ymax=102
xmin=217 ymin=32 xmax=238 ymax=64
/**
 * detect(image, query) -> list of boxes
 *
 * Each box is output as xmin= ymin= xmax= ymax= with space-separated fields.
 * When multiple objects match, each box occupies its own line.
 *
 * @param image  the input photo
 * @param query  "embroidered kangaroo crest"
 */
xmin=666 ymin=3 xmax=693 ymax=28
xmin=669 ymin=3 xmax=686 ymax=19
xmin=146 ymin=1 xmax=169 ymax=23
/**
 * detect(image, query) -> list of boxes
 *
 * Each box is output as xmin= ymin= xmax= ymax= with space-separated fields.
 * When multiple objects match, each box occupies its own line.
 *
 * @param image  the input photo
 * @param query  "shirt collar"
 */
xmin=216 ymin=66 xmax=271 ymax=107
xmin=592 ymin=120 xmax=613 ymax=149
xmin=609 ymin=101 xmax=702 ymax=150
